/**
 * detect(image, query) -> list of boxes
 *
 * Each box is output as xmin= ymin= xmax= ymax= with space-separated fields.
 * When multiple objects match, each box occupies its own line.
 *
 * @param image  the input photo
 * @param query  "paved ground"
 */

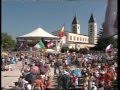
xmin=1 ymin=61 xmax=81 ymax=90
xmin=1 ymin=61 xmax=55 ymax=89
xmin=1 ymin=61 xmax=22 ymax=89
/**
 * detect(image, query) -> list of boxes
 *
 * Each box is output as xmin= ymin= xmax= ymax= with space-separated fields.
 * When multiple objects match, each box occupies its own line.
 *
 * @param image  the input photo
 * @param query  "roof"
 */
xmin=88 ymin=14 xmax=95 ymax=23
xmin=68 ymin=32 xmax=88 ymax=37
xmin=18 ymin=27 xmax=59 ymax=38
xmin=72 ymin=16 xmax=80 ymax=24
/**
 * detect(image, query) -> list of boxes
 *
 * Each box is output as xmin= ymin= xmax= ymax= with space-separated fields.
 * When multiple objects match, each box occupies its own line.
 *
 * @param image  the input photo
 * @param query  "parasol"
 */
xmin=25 ymin=73 xmax=36 ymax=84
xmin=71 ymin=69 xmax=82 ymax=77
xmin=30 ymin=66 xmax=40 ymax=74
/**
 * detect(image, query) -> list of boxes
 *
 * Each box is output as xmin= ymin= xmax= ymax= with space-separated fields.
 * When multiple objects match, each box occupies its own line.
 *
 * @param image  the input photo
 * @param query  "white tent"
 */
xmin=18 ymin=27 xmax=59 ymax=39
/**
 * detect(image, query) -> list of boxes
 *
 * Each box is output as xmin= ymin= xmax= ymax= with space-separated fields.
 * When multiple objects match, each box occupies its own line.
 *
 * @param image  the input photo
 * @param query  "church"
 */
xmin=52 ymin=14 xmax=98 ymax=49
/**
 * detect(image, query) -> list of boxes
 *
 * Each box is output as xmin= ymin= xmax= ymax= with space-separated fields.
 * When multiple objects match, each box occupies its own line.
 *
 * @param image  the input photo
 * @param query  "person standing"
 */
xmin=44 ymin=76 xmax=52 ymax=90
xmin=61 ymin=71 xmax=70 ymax=90
xmin=18 ymin=76 xmax=28 ymax=90
xmin=34 ymin=75 xmax=44 ymax=90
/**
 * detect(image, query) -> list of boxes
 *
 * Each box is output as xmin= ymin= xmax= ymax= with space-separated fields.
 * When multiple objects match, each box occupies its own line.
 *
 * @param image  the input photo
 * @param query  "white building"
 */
xmin=52 ymin=14 xmax=98 ymax=49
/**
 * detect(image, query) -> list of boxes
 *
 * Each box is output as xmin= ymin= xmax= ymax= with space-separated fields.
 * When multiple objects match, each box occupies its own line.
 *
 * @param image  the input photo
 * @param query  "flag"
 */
xmin=59 ymin=25 xmax=65 ymax=37
xmin=105 ymin=44 xmax=113 ymax=52
xmin=18 ymin=42 xmax=23 ymax=49
xmin=47 ymin=42 xmax=54 ymax=48
xmin=103 ymin=0 xmax=117 ymax=38
xmin=34 ymin=40 xmax=45 ymax=49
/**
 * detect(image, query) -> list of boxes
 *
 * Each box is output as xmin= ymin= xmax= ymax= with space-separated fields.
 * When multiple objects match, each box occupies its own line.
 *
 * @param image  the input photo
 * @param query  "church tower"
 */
xmin=72 ymin=15 xmax=80 ymax=34
xmin=88 ymin=14 xmax=97 ymax=44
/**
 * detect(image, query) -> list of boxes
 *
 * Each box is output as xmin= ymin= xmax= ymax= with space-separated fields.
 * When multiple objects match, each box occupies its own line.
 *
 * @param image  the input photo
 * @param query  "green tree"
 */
xmin=91 ymin=26 xmax=117 ymax=51
xmin=2 ymin=32 xmax=15 ymax=50
xmin=61 ymin=47 xmax=69 ymax=53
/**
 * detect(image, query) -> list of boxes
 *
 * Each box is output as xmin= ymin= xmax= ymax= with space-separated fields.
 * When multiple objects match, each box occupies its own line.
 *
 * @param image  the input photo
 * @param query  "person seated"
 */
xmin=11 ymin=82 xmax=22 ymax=90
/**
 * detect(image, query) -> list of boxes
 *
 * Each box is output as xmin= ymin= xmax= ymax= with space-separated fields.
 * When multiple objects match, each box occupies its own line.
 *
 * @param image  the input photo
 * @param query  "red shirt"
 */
xmin=45 ymin=80 xmax=52 ymax=88
xmin=71 ymin=76 xmax=77 ymax=83
xmin=34 ymin=79 xmax=44 ymax=87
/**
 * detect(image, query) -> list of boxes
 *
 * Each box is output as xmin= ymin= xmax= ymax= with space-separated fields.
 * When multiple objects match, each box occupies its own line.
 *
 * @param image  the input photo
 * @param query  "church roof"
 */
xmin=72 ymin=16 xmax=80 ymax=24
xmin=89 ymin=14 xmax=95 ymax=23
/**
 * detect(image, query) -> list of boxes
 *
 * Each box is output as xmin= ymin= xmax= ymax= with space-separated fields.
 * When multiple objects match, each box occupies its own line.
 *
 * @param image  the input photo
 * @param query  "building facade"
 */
xmin=52 ymin=14 xmax=98 ymax=49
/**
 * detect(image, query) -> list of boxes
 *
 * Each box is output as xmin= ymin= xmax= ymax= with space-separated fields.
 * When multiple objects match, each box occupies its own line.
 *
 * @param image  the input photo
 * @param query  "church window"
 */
xmin=77 ymin=37 xmax=79 ymax=41
xmin=90 ymin=25 xmax=93 ymax=28
xmin=80 ymin=37 xmax=81 ymax=41
xmin=73 ymin=26 xmax=76 ymax=30
xmin=74 ymin=36 xmax=76 ymax=41
xmin=70 ymin=36 xmax=72 ymax=40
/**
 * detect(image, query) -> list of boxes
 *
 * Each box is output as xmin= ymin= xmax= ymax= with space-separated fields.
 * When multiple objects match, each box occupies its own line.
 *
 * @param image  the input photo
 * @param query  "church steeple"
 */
xmin=71 ymin=14 xmax=80 ymax=34
xmin=89 ymin=13 xmax=95 ymax=23
xmin=72 ymin=14 xmax=79 ymax=24
xmin=88 ymin=13 xmax=97 ymax=44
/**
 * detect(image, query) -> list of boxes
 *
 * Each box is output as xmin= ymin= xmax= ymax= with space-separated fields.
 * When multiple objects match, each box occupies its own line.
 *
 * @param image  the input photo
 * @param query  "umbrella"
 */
xmin=30 ymin=66 xmax=40 ymax=74
xmin=25 ymin=73 xmax=36 ymax=84
xmin=71 ymin=69 xmax=82 ymax=77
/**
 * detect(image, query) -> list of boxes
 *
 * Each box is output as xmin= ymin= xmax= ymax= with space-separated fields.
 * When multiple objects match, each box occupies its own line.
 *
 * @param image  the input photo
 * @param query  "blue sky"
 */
xmin=2 ymin=0 xmax=107 ymax=40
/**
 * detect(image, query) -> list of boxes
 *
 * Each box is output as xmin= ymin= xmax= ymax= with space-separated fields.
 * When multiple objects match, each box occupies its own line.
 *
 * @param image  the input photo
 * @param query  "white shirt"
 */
xmin=26 ymin=84 xmax=32 ymax=90
xmin=92 ymin=85 xmax=97 ymax=90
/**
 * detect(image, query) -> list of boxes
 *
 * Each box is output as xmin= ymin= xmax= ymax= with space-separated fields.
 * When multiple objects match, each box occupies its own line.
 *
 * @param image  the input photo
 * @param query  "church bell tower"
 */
xmin=88 ymin=13 xmax=97 ymax=44
xmin=71 ymin=14 xmax=80 ymax=34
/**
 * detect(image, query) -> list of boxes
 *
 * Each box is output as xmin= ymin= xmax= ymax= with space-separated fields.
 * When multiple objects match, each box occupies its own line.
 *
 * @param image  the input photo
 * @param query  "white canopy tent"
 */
xmin=17 ymin=27 xmax=60 ymax=48
xmin=18 ymin=27 xmax=59 ymax=39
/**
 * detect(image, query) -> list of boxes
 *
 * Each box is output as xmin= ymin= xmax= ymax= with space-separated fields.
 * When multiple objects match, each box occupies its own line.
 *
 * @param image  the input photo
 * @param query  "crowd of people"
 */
xmin=1 ymin=49 xmax=118 ymax=90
